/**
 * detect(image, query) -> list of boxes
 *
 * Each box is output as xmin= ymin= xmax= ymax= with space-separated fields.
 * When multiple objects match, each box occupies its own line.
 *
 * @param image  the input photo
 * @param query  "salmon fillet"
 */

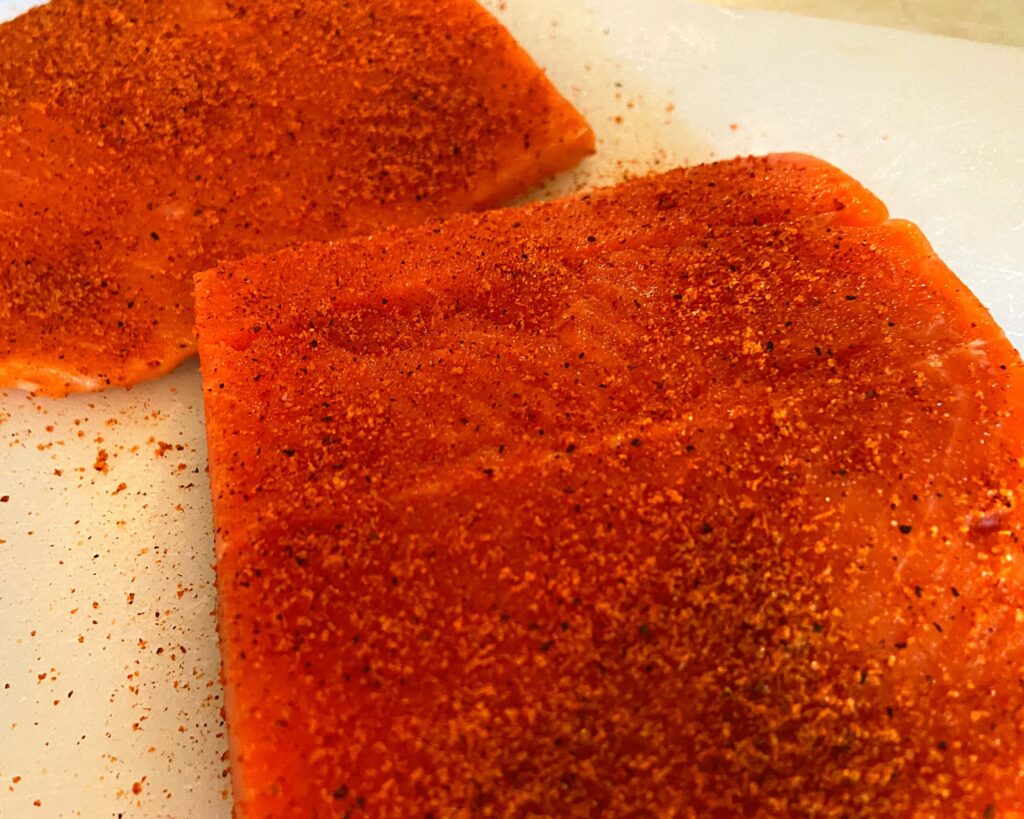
xmin=196 ymin=154 xmax=1024 ymax=817
xmin=0 ymin=0 xmax=593 ymax=396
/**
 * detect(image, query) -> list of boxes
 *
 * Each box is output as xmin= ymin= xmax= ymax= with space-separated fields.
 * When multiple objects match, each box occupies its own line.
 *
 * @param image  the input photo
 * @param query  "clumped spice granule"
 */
xmin=197 ymin=154 xmax=1024 ymax=817
xmin=0 ymin=0 xmax=593 ymax=395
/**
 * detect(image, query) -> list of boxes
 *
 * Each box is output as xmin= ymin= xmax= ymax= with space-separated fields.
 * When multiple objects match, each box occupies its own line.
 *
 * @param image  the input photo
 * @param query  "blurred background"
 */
xmin=700 ymin=0 xmax=1024 ymax=46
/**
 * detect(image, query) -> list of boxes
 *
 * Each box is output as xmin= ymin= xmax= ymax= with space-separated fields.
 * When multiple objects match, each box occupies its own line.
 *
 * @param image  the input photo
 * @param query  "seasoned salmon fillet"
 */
xmin=196 ymin=154 xmax=1024 ymax=817
xmin=0 ymin=0 xmax=593 ymax=395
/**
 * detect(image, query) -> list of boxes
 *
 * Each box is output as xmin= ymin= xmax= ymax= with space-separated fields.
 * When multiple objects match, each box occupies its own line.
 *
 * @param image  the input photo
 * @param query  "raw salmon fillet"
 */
xmin=196 ymin=154 xmax=1024 ymax=817
xmin=0 ymin=0 xmax=593 ymax=396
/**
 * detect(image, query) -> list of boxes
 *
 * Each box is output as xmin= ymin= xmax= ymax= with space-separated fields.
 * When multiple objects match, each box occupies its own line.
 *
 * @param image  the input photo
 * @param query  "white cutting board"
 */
xmin=0 ymin=1 xmax=1021 ymax=816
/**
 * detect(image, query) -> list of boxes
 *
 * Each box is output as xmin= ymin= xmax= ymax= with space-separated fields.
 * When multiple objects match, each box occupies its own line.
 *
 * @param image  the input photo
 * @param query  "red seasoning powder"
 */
xmin=0 ymin=0 xmax=593 ymax=395
xmin=197 ymin=154 xmax=1024 ymax=816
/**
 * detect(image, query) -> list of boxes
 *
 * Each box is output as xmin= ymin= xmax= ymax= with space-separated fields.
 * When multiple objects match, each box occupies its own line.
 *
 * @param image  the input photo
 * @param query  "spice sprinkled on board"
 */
xmin=2 ymin=367 xmax=227 ymax=814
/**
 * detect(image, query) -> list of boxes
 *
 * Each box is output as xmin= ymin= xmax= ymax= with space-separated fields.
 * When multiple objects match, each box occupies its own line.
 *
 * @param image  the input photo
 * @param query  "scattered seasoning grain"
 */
xmin=93 ymin=450 xmax=109 ymax=474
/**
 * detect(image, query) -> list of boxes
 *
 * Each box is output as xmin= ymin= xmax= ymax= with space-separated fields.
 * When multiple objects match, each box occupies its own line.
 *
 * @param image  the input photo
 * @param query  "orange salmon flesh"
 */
xmin=196 ymin=154 xmax=1024 ymax=817
xmin=0 ymin=0 xmax=593 ymax=395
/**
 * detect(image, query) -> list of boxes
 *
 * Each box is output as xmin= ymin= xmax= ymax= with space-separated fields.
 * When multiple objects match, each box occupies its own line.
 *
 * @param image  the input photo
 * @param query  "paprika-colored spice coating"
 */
xmin=0 ymin=0 xmax=593 ymax=396
xmin=196 ymin=154 xmax=1024 ymax=817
